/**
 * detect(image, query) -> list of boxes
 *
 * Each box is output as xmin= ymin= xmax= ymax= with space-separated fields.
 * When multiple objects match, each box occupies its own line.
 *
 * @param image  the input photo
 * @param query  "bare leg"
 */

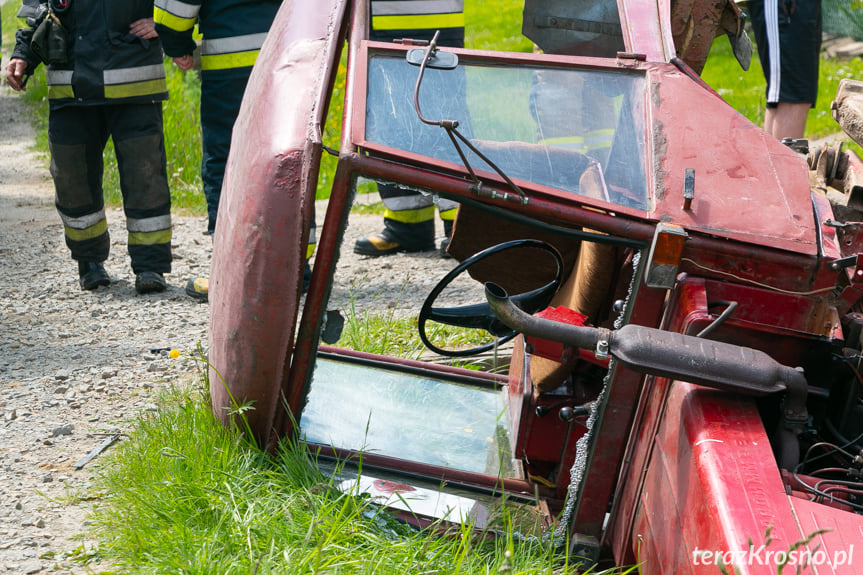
xmin=764 ymin=103 xmax=811 ymax=140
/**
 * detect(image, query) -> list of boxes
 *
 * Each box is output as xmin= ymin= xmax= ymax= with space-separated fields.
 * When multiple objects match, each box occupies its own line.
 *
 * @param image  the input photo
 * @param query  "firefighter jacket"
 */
xmin=154 ymin=0 xmax=280 ymax=72
xmin=12 ymin=0 xmax=168 ymax=107
xmin=370 ymin=0 xmax=464 ymax=47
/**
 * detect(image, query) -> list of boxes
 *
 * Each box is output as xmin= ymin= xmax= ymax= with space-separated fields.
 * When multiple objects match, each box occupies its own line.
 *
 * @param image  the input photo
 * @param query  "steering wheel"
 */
xmin=418 ymin=239 xmax=564 ymax=357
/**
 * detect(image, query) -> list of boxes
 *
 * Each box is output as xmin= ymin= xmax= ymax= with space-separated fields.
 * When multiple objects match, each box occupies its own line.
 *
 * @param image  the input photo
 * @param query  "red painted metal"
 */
xmin=572 ymin=286 xmax=668 ymax=538
xmin=650 ymin=66 xmax=816 ymax=255
xmin=629 ymin=379 xmax=863 ymax=573
xmin=632 ymin=382 xmax=806 ymax=574
xmin=208 ymin=0 xmax=347 ymax=445
xmin=619 ymin=0 xmax=673 ymax=62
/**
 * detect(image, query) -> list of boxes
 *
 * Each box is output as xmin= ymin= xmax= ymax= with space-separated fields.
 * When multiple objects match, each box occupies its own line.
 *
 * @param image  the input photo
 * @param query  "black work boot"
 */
xmin=185 ymin=276 xmax=209 ymax=302
xmin=353 ymin=219 xmax=434 ymax=257
xmin=78 ymin=261 xmax=110 ymax=291
xmin=136 ymin=271 xmax=167 ymax=295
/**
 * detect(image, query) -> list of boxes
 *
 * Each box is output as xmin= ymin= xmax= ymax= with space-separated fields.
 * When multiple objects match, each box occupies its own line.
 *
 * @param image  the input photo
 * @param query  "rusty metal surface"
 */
xmin=208 ymin=0 xmax=347 ymax=445
xmin=832 ymin=78 xmax=863 ymax=147
xmin=669 ymin=0 xmax=748 ymax=74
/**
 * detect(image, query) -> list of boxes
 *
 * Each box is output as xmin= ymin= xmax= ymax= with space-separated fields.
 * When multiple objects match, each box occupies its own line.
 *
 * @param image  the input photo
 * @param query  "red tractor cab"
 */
xmin=209 ymin=0 xmax=863 ymax=571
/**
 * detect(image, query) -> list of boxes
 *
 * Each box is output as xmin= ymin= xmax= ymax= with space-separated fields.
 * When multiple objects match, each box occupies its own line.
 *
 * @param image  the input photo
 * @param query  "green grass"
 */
xmin=702 ymin=33 xmax=863 ymax=144
xmin=86 ymin=377 xmax=622 ymax=574
xmin=334 ymin=293 xmax=428 ymax=359
xmin=332 ymin=291 xmax=496 ymax=361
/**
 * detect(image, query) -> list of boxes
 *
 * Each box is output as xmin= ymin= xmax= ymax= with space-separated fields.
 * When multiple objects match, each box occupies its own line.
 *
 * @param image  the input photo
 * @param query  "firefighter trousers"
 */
xmin=48 ymin=103 xmax=172 ymax=274
xmin=201 ymin=67 xmax=250 ymax=234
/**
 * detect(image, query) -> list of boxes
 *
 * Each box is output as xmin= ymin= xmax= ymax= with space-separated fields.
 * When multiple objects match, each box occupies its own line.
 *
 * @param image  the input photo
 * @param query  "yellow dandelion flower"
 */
xmin=169 ymin=349 xmax=180 ymax=359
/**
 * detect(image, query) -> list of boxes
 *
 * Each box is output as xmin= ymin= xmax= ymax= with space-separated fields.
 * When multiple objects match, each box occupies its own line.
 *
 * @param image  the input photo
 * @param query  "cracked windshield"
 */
xmin=364 ymin=52 xmax=650 ymax=211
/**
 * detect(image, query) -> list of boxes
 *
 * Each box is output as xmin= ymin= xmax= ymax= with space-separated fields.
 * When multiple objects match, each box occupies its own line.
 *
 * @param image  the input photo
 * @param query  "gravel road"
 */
xmin=0 ymin=72 xmax=460 ymax=573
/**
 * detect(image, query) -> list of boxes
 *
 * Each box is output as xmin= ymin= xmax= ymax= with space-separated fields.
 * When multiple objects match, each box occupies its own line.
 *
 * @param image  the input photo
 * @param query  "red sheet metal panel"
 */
xmin=790 ymin=498 xmax=863 ymax=574
xmin=619 ymin=0 xmax=673 ymax=62
xmin=650 ymin=64 xmax=817 ymax=256
xmin=632 ymin=382 xmax=853 ymax=574
xmin=208 ymin=0 xmax=346 ymax=445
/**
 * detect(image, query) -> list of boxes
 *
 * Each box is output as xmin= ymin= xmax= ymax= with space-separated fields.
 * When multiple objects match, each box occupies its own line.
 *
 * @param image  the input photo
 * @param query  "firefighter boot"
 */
xmin=78 ymin=261 xmax=110 ymax=291
xmin=185 ymin=276 xmax=209 ymax=302
xmin=185 ymin=260 xmax=311 ymax=303
xmin=136 ymin=272 xmax=167 ymax=295
xmin=353 ymin=219 xmax=434 ymax=257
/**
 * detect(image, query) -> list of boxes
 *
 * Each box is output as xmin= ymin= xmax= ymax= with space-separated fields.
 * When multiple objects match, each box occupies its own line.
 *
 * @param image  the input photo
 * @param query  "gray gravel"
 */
xmin=0 ymin=65 xmax=466 ymax=573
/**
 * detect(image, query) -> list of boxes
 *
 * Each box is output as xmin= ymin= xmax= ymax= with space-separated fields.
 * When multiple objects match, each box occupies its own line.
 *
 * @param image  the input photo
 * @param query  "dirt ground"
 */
xmin=0 ymin=57 xmax=464 ymax=572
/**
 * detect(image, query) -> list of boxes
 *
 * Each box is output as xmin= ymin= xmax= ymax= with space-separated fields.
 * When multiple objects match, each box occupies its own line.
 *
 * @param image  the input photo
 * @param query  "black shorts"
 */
xmin=749 ymin=0 xmax=822 ymax=106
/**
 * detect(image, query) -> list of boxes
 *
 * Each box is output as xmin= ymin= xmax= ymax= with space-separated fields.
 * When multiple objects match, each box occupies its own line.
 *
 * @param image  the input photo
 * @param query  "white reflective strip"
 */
xmin=154 ymin=0 xmax=200 ymax=19
xmin=765 ymin=0 xmax=780 ymax=104
xmin=46 ymin=69 xmax=73 ymax=86
xmin=202 ymin=33 xmax=268 ymax=56
xmin=127 ymin=215 xmax=172 ymax=233
xmin=104 ymin=65 xmax=166 ymax=86
xmin=384 ymin=195 xmax=432 ymax=211
xmin=60 ymin=209 xmax=106 ymax=230
xmin=438 ymin=198 xmax=459 ymax=212
xmin=372 ymin=0 xmax=463 ymax=16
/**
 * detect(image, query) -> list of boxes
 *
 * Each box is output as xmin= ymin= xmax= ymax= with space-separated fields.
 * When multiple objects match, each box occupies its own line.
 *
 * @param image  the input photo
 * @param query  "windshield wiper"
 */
xmin=410 ymin=32 xmax=528 ymax=206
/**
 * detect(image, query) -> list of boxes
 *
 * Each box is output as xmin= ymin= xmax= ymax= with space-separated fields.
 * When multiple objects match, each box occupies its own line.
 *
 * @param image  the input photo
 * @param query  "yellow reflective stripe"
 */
xmin=46 ymin=69 xmax=74 ymax=99
xmin=541 ymin=136 xmax=585 ymax=146
xmin=587 ymin=129 xmax=615 ymax=137
xmin=200 ymin=50 xmax=260 ymax=71
xmin=104 ymin=78 xmax=168 ymax=99
xmin=48 ymin=85 xmax=75 ymax=99
xmin=128 ymin=229 xmax=173 ymax=245
xmin=306 ymin=221 xmax=317 ymax=258
xmin=371 ymin=12 xmax=464 ymax=31
xmin=65 ymin=219 xmax=108 ymax=242
xmin=439 ymin=208 xmax=457 ymax=221
xmin=584 ymin=129 xmax=615 ymax=151
xmin=154 ymin=6 xmax=196 ymax=32
xmin=384 ymin=205 xmax=435 ymax=223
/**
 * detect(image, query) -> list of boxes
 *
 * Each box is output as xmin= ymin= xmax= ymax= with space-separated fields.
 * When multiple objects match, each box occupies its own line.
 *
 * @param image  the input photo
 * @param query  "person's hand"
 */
xmin=172 ymin=55 xmax=195 ymax=71
xmin=130 ymin=18 xmax=158 ymax=39
xmin=5 ymin=59 xmax=29 ymax=91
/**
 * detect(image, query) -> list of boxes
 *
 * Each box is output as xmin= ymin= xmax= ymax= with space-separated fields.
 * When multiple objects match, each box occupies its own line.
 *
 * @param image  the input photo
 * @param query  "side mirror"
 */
xmin=406 ymin=48 xmax=458 ymax=70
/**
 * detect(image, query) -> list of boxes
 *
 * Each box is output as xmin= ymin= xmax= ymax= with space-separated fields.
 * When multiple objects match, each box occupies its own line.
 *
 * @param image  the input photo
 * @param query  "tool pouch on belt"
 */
xmin=30 ymin=5 xmax=68 ymax=65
